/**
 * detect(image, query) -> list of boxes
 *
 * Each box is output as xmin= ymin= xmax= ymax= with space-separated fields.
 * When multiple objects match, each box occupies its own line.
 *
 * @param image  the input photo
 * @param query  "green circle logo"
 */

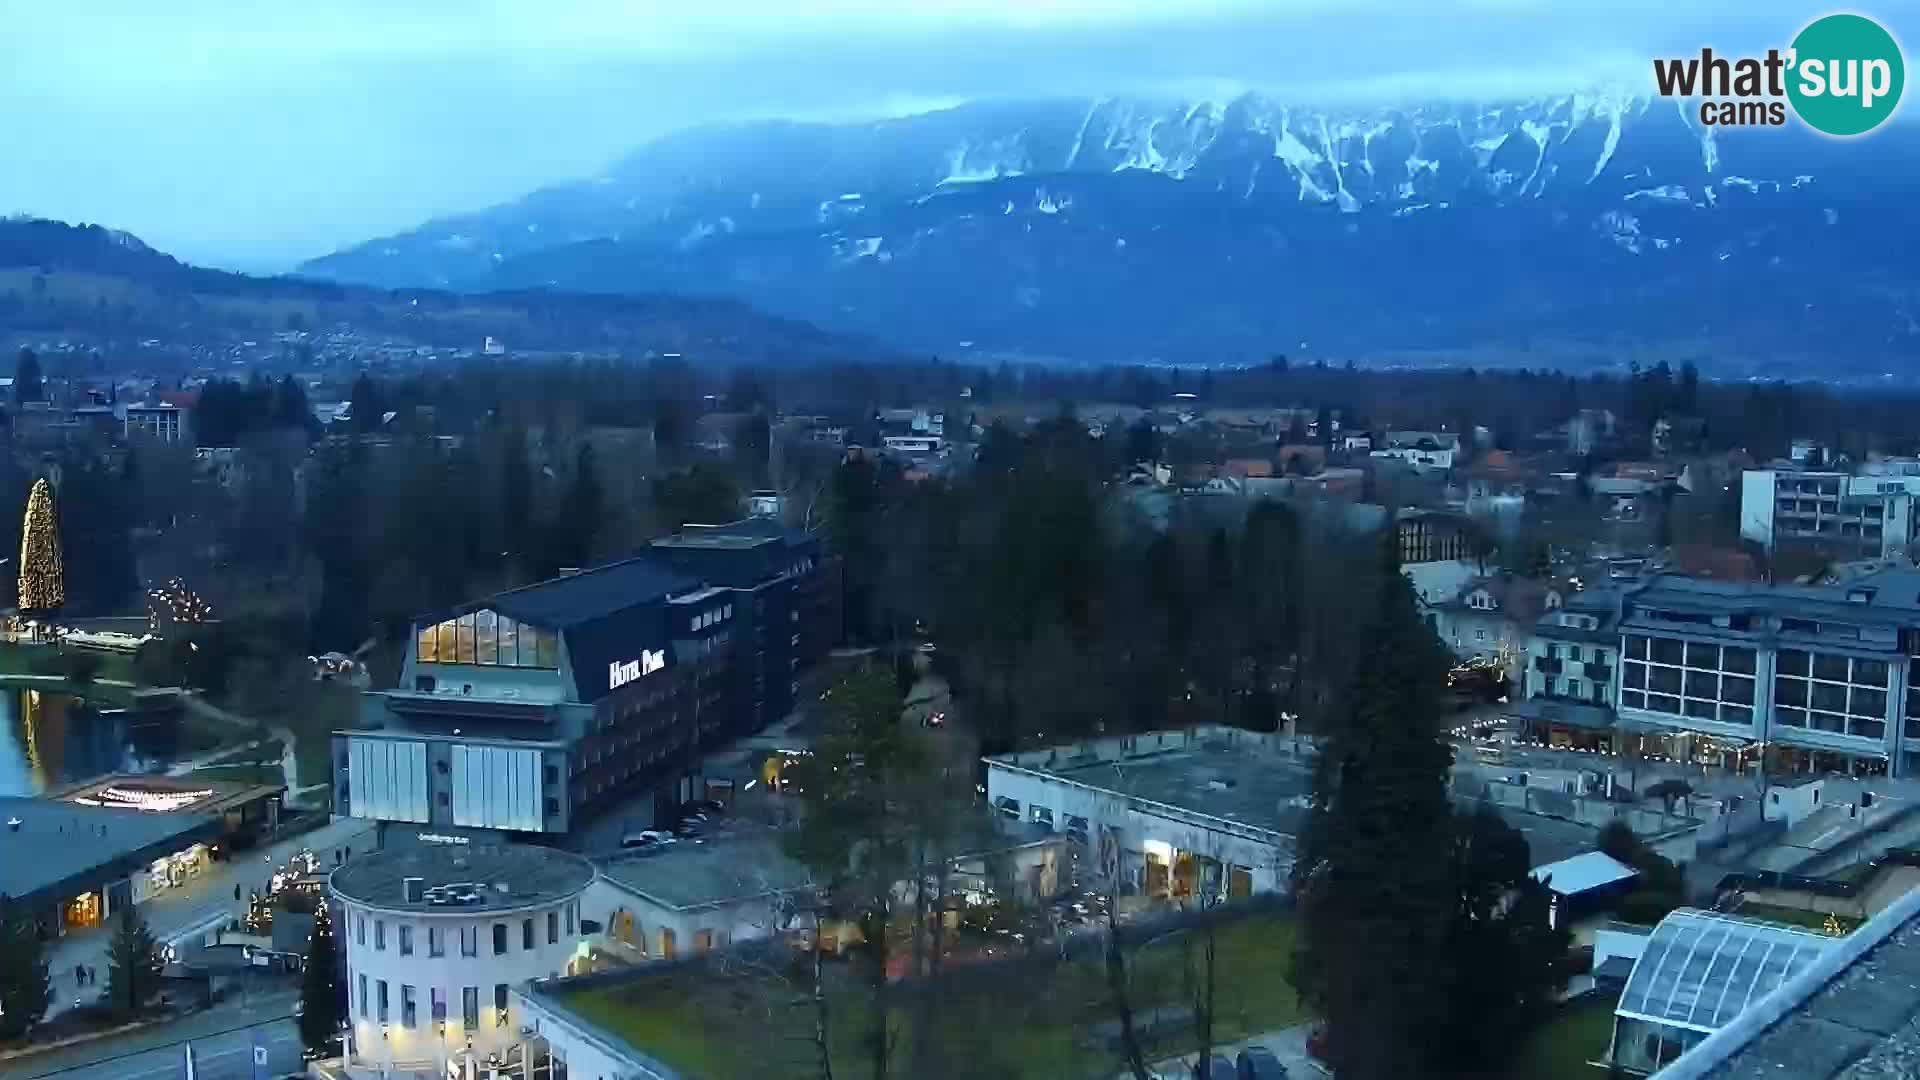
xmin=1787 ymin=14 xmax=1905 ymax=136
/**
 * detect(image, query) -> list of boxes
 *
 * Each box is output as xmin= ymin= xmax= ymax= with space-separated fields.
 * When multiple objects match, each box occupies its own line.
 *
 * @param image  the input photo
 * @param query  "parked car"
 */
xmin=620 ymin=830 xmax=675 ymax=850
xmin=1236 ymin=1046 xmax=1287 ymax=1078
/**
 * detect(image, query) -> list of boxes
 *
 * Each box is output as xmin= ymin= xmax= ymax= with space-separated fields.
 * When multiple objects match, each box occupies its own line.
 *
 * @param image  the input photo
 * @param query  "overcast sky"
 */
xmin=0 ymin=2 xmax=1875 ymax=270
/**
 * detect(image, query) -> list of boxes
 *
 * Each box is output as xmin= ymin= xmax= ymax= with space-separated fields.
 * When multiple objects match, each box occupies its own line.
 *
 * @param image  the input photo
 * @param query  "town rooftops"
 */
xmin=988 ymin=726 xmax=1315 ymax=840
xmin=1651 ymin=887 xmax=1920 ymax=1079
xmin=476 ymin=557 xmax=700 ymax=629
xmin=328 ymin=842 xmax=596 ymax=914
xmin=0 ymin=795 xmax=222 ymax=905
xmin=1619 ymin=572 xmax=1920 ymax=645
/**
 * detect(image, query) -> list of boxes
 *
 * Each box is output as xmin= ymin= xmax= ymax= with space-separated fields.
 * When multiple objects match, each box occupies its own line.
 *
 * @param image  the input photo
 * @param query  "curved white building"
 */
xmin=330 ymin=843 xmax=596 ymax=1076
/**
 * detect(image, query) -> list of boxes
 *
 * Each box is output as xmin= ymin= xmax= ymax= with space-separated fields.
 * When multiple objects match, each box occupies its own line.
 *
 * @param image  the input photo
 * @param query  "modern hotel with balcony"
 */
xmin=337 ymin=519 xmax=838 ymax=842
xmin=1514 ymin=570 xmax=1920 ymax=780
xmin=338 ymin=558 xmax=738 ymax=841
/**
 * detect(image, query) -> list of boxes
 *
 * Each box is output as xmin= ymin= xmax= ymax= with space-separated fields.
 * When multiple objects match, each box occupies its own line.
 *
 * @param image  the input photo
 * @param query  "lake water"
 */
xmin=0 ymin=688 xmax=129 ymax=796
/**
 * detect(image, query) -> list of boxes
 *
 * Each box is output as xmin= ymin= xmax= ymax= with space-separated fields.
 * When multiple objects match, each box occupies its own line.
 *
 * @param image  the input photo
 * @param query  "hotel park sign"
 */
xmin=608 ymin=648 xmax=666 ymax=691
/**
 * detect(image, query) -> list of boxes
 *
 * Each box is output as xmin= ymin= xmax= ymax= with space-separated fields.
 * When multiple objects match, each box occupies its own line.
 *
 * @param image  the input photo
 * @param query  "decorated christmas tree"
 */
xmin=17 ymin=478 xmax=63 ymax=613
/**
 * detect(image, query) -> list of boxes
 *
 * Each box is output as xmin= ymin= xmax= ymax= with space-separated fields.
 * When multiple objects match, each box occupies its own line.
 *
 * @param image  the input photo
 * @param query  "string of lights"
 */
xmin=147 ymin=577 xmax=213 ymax=630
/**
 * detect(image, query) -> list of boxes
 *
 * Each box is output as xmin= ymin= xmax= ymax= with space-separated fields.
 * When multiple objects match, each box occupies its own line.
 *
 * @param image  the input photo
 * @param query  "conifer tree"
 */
xmin=17 ymin=478 xmax=63 ymax=612
xmin=299 ymin=906 xmax=343 ymax=1052
xmin=1290 ymin=535 xmax=1456 ymax=1079
xmin=0 ymin=897 xmax=51 ymax=1040
xmin=103 ymin=905 xmax=162 ymax=1017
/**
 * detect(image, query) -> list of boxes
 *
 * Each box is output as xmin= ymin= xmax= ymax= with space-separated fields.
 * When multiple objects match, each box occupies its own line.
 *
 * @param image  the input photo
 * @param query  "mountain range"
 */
xmin=0 ymin=217 xmax=887 ymax=364
xmin=298 ymin=95 xmax=1920 ymax=375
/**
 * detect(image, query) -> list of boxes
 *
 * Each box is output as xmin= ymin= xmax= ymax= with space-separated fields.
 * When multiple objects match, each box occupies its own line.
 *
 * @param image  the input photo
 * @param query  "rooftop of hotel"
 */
xmin=1615 ymin=572 xmax=1920 ymax=645
xmin=329 ymin=842 xmax=596 ymax=914
xmin=468 ymin=557 xmax=699 ymax=629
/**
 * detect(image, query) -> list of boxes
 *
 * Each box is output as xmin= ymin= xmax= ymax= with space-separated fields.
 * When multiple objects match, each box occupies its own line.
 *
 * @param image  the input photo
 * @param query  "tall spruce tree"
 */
xmin=16 ymin=478 xmax=63 ymax=613
xmin=103 ymin=905 xmax=162 ymax=1017
xmin=1290 ymin=534 xmax=1456 ymax=1079
xmin=299 ymin=906 xmax=343 ymax=1052
xmin=0 ymin=897 xmax=51 ymax=1040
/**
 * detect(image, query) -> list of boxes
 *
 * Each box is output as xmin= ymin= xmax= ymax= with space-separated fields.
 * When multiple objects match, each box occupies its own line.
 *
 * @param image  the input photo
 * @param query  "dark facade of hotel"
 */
xmin=337 ymin=520 xmax=838 ymax=839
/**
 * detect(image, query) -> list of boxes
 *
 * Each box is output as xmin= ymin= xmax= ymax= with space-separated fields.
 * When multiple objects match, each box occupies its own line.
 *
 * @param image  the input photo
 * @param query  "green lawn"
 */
xmin=1506 ymin=992 xmax=1619 ymax=1080
xmin=561 ymin=911 xmax=1302 ymax=1080
xmin=1735 ymin=903 xmax=1858 ymax=934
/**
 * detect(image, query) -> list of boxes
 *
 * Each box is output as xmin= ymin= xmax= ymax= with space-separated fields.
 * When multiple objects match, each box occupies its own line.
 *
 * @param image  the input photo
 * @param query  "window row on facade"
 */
xmin=1621 ymin=635 xmax=1901 ymax=741
xmin=354 ymin=974 xmax=510 ymax=1029
xmin=417 ymin=610 xmax=560 ymax=668
xmin=351 ymin=903 xmax=578 ymax=957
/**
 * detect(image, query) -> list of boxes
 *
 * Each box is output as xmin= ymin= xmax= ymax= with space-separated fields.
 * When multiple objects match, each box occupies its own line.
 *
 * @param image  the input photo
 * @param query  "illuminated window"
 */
xmin=456 ymin=614 xmax=476 ymax=663
xmin=535 ymin=629 xmax=558 ymax=668
xmin=476 ymin=610 xmax=498 ymax=665
xmin=462 ymin=986 xmax=479 ymax=1029
xmin=499 ymin=618 xmax=518 ymax=668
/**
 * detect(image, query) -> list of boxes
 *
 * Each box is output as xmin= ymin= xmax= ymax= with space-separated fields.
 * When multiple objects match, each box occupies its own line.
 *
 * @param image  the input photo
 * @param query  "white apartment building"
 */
xmin=330 ymin=843 xmax=596 ymax=1079
xmin=1740 ymin=469 xmax=1920 ymax=557
xmin=984 ymin=726 xmax=1308 ymax=903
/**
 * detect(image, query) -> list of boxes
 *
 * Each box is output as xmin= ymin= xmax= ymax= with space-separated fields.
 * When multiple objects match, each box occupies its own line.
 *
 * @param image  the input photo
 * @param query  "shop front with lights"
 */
xmin=0 ymin=794 xmax=226 ymax=937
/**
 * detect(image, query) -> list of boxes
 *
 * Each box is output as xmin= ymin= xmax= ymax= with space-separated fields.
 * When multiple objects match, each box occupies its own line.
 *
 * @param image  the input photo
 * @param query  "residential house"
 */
xmin=1435 ymin=574 xmax=1569 ymax=678
xmin=1510 ymin=588 xmax=1624 ymax=750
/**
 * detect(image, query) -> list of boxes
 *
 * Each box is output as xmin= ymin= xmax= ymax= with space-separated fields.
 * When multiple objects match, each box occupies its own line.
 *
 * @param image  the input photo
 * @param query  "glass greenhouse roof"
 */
xmin=1616 ymin=909 xmax=1834 ymax=1035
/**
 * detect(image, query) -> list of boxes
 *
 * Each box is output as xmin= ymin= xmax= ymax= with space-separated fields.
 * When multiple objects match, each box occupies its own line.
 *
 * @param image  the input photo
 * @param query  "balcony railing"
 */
xmin=1534 ymin=656 xmax=1563 ymax=674
xmin=1585 ymin=663 xmax=1613 ymax=684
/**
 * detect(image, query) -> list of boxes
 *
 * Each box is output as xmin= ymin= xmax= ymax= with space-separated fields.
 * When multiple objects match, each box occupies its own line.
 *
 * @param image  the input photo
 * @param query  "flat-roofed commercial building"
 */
xmin=984 ymin=726 xmax=1310 ymax=904
xmin=1611 ymin=572 xmax=1920 ymax=778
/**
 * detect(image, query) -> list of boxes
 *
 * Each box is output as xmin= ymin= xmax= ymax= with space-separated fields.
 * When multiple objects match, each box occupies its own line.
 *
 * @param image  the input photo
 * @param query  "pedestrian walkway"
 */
xmin=41 ymin=816 xmax=375 ymax=1021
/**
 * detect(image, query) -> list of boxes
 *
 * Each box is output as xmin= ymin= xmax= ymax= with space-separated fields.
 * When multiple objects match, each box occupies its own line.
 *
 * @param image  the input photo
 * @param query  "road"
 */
xmin=26 ymin=1020 xmax=303 ymax=1080
xmin=0 ymin=995 xmax=300 ymax=1080
xmin=43 ymin=817 xmax=376 ymax=1022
